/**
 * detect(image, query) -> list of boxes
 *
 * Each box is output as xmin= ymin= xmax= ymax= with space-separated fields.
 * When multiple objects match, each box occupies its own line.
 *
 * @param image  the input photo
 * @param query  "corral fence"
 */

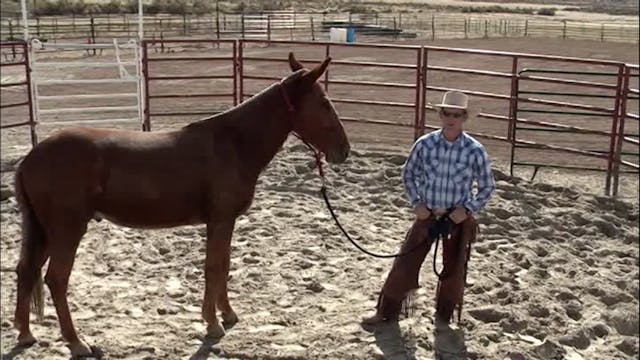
xmin=26 ymin=38 xmax=144 ymax=129
xmin=1 ymin=12 xmax=638 ymax=46
xmin=1 ymin=38 xmax=638 ymax=196
xmin=0 ymin=41 xmax=36 ymax=146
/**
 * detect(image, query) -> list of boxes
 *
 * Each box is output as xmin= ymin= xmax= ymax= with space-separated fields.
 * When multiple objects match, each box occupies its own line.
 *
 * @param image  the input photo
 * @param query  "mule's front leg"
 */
xmin=202 ymin=219 xmax=236 ymax=338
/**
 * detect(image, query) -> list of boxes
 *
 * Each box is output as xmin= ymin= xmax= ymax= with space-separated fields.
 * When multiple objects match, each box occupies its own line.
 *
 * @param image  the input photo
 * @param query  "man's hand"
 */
xmin=414 ymin=204 xmax=431 ymax=220
xmin=449 ymin=206 xmax=469 ymax=224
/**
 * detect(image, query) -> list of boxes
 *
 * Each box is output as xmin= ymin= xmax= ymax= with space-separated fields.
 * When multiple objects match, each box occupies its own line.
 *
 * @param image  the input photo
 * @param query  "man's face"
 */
xmin=439 ymin=108 xmax=467 ymax=132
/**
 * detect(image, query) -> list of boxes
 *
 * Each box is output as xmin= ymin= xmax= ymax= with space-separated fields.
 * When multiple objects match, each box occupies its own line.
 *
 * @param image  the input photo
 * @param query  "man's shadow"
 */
xmin=363 ymin=319 xmax=469 ymax=360
xmin=433 ymin=320 xmax=469 ymax=360
xmin=363 ymin=321 xmax=418 ymax=360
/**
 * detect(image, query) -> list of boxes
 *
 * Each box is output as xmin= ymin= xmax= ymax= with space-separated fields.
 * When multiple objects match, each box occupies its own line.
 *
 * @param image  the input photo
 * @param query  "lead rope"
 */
xmin=279 ymin=83 xmax=429 ymax=259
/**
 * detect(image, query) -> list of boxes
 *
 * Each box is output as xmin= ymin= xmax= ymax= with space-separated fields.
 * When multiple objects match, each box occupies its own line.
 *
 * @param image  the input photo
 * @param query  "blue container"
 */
xmin=346 ymin=27 xmax=355 ymax=43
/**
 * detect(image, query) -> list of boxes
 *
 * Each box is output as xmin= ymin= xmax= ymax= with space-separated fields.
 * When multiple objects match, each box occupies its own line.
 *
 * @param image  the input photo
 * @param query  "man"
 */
xmin=362 ymin=90 xmax=496 ymax=326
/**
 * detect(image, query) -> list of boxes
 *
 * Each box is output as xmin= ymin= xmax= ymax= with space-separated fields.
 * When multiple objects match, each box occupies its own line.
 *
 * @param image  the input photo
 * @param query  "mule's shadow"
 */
xmin=2 ymin=344 xmax=28 ymax=360
xmin=1 ymin=341 xmax=104 ymax=360
xmin=188 ymin=321 xmax=236 ymax=360
xmin=189 ymin=336 xmax=221 ymax=360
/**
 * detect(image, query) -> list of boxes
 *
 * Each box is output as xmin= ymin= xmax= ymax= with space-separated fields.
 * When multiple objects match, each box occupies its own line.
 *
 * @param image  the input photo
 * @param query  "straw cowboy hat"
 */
xmin=434 ymin=90 xmax=475 ymax=117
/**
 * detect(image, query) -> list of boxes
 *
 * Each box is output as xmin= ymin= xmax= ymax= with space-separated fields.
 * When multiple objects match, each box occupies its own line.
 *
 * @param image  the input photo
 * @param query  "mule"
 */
xmin=12 ymin=52 xmax=350 ymax=357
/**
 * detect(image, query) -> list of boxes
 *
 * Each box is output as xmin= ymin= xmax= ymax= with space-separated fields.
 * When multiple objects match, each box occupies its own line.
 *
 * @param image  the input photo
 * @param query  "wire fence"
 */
xmin=1 ymin=11 xmax=638 ymax=44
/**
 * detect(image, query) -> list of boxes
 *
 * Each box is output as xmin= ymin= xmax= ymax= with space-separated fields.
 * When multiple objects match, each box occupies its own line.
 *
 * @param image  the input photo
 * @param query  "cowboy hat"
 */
xmin=434 ymin=90 xmax=469 ymax=111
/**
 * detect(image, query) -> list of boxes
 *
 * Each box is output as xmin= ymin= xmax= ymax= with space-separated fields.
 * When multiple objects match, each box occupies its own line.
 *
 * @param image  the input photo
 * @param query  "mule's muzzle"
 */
xmin=326 ymin=142 xmax=350 ymax=164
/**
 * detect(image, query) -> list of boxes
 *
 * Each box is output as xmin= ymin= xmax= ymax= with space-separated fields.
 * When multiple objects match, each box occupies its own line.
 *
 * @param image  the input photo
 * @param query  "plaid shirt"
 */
xmin=401 ymin=129 xmax=495 ymax=213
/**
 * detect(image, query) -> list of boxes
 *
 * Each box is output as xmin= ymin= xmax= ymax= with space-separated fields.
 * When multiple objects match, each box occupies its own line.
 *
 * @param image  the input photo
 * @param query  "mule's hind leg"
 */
xmin=45 ymin=219 xmax=93 ymax=357
xmin=203 ymin=219 xmax=236 ymax=338
xmin=14 ymin=243 xmax=48 ymax=347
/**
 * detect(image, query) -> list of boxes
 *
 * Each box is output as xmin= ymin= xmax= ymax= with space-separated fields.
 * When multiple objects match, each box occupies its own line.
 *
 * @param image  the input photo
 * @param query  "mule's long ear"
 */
xmin=302 ymin=57 xmax=331 ymax=86
xmin=289 ymin=52 xmax=304 ymax=71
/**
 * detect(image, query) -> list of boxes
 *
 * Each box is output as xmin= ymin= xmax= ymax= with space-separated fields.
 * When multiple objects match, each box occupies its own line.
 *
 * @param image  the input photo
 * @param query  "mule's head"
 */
xmin=281 ymin=52 xmax=350 ymax=164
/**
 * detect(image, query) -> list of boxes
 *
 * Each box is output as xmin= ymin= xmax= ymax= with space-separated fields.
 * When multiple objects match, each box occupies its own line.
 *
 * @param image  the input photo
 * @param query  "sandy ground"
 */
xmin=0 ymin=139 xmax=638 ymax=360
xmin=1 ymin=37 xmax=639 ymax=359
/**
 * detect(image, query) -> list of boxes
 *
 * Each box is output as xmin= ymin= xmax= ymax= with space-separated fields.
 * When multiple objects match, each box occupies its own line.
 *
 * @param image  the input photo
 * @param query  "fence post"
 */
xmin=605 ymin=65 xmax=625 ymax=196
xmin=238 ymin=41 xmax=244 ymax=103
xmin=324 ymin=44 xmax=330 ymax=93
xmin=393 ymin=17 xmax=398 ymax=40
xmin=418 ymin=47 xmax=428 ymax=140
xmin=310 ymin=16 xmax=315 ymax=41
xmin=241 ymin=13 xmax=245 ymax=39
xmin=601 ymin=24 xmax=605 ymax=42
xmin=182 ymin=14 xmax=187 ymax=35
xmin=524 ymin=19 xmax=528 ymax=36
xmin=431 ymin=14 xmax=435 ymax=40
xmin=612 ymin=66 xmax=631 ymax=196
xmin=562 ymin=20 xmax=567 ymax=39
xmin=508 ymin=57 xmax=519 ymax=147
xmin=265 ymin=15 xmax=271 ymax=44
xmin=90 ymin=16 xmax=96 ymax=55
xmin=23 ymin=43 xmax=37 ymax=146
xmin=142 ymin=41 xmax=151 ymax=131
xmin=484 ymin=19 xmax=488 ymax=38
xmin=413 ymin=47 xmax=422 ymax=140
xmin=399 ymin=12 xmax=402 ymax=28
xmin=267 ymin=15 xmax=271 ymax=44
xmin=36 ymin=17 xmax=40 ymax=37
xmin=9 ymin=20 xmax=17 ymax=60
xmin=464 ymin=18 xmax=468 ymax=39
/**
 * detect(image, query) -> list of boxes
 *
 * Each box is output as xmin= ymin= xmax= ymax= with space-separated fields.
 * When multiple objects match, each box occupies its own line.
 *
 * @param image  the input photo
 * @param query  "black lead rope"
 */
xmin=293 ymin=133 xmax=449 ymax=261
xmin=322 ymin=183 xmax=454 ymax=277
xmin=429 ymin=218 xmax=453 ymax=280
xmin=320 ymin=186 xmax=432 ymax=259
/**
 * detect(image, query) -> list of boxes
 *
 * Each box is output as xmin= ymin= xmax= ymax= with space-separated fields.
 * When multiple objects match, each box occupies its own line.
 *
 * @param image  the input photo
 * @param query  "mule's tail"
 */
xmin=15 ymin=165 xmax=46 ymax=321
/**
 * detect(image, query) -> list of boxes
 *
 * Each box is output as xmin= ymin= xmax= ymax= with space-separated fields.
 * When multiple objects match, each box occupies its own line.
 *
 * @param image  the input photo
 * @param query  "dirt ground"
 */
xmin=0 ymin=36 xmax=638 ymax=359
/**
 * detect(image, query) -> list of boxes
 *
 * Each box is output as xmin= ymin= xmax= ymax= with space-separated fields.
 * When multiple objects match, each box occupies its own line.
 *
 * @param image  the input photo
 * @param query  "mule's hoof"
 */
xmin=17 ymin=333 xmax=37 ymax=348
xmin=222 ymin=311 xmax=238 ymax=326
xmin=206 ymin=323 xmax=225 ymax=339
xmin=69 ymin=340 xmax=96 ymax=358
xmin=361 ymin=313 xmax=385 ymax=326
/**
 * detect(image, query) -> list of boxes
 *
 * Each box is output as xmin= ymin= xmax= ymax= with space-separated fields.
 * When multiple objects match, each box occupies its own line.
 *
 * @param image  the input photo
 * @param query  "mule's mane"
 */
xmin=182 ymin=69 xmax=308 ymax=130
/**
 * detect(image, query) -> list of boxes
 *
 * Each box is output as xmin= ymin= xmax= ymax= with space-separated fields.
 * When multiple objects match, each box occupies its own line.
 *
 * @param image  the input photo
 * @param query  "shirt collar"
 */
xmin=437 ymin=129 xmax=465 ymax=146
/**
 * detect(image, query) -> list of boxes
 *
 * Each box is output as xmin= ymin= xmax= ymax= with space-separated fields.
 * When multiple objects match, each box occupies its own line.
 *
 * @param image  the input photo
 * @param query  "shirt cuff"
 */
xmin=463 ymin=201 xmax=477 ymax=213
xmin=411 ymin=199 xmax=426 ymax=207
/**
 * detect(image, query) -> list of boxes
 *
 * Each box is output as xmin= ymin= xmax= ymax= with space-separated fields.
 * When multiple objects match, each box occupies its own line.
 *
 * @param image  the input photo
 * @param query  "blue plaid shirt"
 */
xmin=401 ymin=130 xmax=496 ymax=213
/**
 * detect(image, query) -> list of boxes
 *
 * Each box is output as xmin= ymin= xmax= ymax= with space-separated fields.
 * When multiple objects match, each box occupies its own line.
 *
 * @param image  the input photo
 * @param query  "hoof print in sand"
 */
xmin=468 ymin=307 xmax=508 ymax=323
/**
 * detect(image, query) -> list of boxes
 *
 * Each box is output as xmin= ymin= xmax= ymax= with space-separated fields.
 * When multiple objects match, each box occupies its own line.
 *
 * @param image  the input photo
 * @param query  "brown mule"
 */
xmin=12 ymin=52 xmax=350 ymax=357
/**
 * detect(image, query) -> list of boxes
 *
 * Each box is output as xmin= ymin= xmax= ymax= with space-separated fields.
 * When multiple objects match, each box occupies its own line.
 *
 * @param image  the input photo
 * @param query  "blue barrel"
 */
xmin=346 ymin=27 xmax=355 ymax=43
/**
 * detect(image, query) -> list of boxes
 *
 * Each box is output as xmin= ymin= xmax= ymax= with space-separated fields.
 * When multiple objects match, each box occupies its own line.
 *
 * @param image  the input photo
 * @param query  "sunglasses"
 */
xmin=441 ymin=110 xmax=466 ymax=119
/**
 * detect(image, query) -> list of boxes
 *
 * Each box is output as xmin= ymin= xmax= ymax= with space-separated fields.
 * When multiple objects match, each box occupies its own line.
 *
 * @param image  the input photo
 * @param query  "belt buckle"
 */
xmin=432 ymin=208 xmax=447 ymax=221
